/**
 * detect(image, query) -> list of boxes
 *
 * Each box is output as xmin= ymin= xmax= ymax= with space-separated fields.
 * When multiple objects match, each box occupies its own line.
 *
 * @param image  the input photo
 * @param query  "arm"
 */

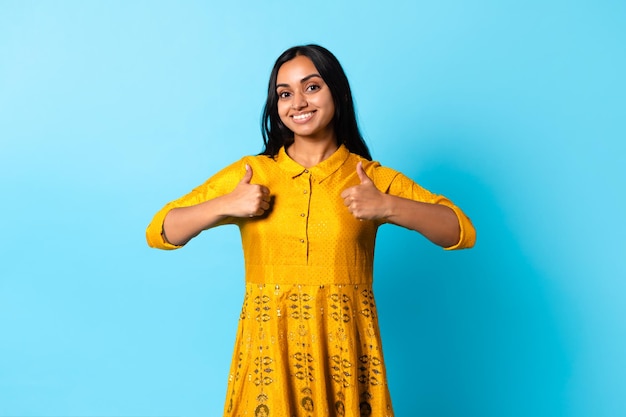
xmin=147 ymin=164 xmax=270 ymax=248
xmin=378 ymin=194 xmax=460 ymax=248
xmin=341 ymin=162 xmax=475 ymax=249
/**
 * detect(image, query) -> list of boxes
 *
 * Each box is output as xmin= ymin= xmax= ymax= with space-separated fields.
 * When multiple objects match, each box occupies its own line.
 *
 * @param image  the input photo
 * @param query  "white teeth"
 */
xmin=293 ymin=112 xmax=312 ymax=121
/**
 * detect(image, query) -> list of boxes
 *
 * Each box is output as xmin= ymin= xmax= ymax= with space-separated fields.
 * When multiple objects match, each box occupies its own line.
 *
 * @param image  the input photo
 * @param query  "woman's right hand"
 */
xmin=223 ymin=164 xmax=271 ymax=218
xmin=161 ymin=164 xmax=271 ymax=246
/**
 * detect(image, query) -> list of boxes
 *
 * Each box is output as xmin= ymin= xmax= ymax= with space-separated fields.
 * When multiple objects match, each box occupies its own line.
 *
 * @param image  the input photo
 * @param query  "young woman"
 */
xmin=147 ymin=44 xmax=475 ymax=417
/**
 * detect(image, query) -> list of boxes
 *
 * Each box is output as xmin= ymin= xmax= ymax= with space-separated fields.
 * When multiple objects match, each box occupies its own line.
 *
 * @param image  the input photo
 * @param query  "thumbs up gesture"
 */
xmin=225 ymin=164 xmax=271 ymax=218
xmin=341 ymin=162 xmax=389 ymax=221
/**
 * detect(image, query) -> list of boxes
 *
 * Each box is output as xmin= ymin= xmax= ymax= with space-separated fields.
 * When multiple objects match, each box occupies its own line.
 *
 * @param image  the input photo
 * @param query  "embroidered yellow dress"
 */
xmin=146 ymin=145 xmax=475 ymax=417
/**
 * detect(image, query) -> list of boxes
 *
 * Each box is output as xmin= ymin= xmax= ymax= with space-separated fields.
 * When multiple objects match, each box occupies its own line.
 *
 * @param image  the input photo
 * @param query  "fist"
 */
xmin=228 ymin=164 xmax=271 ymax=218
xmin=340 ymin=162 xmax=388 ymax=220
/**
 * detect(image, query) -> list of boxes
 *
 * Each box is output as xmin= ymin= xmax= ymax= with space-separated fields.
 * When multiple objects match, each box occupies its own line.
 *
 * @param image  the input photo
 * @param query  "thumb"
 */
xmin=356 ymin=161 xmax=372 ymax=184
xmin=240 ymin=164 xmax=253 ymax=184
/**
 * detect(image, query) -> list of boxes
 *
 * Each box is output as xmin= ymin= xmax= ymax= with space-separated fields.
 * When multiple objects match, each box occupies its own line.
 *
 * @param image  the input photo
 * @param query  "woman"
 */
xmin=147 ymin=44 xmax=475 ymax=416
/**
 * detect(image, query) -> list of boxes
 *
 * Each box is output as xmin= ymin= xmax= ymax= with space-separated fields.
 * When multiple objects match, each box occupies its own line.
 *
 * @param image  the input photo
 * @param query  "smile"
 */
xmin=292 ymin=112 xmax=314 ymax=121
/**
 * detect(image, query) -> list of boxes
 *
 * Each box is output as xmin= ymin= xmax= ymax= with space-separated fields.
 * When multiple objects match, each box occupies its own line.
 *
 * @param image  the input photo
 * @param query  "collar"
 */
xmin=275 ymin=144 xmax=351 ymax=183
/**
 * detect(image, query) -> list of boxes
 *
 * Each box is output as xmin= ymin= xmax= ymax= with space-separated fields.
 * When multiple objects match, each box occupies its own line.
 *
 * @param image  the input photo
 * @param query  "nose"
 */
xmin=291 ymin=91 xmax=307 ymax=110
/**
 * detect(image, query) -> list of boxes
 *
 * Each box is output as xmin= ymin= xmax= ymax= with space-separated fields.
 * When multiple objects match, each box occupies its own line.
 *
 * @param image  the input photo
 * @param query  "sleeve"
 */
xmin=145 ymin=158 xmax=249 ymax=250
xmin=371 ymin=165 xmax=476 ymax=250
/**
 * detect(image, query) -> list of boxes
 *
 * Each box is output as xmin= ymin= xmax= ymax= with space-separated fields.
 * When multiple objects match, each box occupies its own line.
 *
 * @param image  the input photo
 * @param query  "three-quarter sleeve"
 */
xmin=371 ymin=165 xmax=476 ymax=250
xmin=145 ymin=158 xmax=248 ymax=250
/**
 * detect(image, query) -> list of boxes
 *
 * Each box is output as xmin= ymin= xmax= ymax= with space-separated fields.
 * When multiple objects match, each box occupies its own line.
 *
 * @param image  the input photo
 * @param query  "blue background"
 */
xmin=1 ymin=1 xmax=624 ymax=416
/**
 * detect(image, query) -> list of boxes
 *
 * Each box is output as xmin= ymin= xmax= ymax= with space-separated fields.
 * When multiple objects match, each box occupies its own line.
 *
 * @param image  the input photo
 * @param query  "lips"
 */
xmin=291 ymin=111 xmax=314 ymax=123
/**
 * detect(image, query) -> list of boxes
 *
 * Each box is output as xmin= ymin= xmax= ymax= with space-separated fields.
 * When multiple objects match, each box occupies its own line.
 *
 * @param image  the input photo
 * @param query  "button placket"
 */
xmin=299 ymin=171 xmax=313 ymax=259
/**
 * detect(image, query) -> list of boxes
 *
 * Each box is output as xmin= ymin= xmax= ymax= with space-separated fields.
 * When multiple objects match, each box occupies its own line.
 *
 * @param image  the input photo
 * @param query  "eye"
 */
xmin=278 ymin=90 xmax=291 ymax=99
xmin=306 ymin=84 xmax=321 ymax=92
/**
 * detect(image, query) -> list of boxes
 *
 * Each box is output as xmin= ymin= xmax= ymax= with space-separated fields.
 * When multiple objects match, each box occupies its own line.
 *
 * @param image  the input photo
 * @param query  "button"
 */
xmin=303 ymin=169 xmax=309 ymax=173
xmin=303 ymin=190 xmax=308 ymax=194
xmin=300 ymin=213 xmax=306 ymax=217
xmin=300 ymin=239 xmax=305 ymax=243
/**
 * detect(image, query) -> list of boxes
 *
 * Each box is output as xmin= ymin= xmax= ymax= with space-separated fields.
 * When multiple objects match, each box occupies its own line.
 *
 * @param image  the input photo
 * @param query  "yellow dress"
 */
xmin=146 ymin=145 xmax=475 ymax=417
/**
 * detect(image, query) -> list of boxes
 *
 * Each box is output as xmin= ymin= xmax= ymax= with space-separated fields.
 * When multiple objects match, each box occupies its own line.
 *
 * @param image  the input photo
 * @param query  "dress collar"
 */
xmin=276 ymin=144 xmax=351 ymax=183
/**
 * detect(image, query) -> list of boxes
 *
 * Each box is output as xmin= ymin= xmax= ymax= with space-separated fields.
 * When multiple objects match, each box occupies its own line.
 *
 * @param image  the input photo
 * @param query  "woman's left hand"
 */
xmin=341 ymin=162 xmax=390 ymax=221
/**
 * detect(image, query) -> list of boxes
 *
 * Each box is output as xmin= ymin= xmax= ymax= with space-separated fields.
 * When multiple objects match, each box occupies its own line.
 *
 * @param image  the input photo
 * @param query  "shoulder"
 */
xmin=230 ymin=153 xmax=278 ymax=184
xmin=192 ymin=154 xmax=271 ymax=191
xmin=348 ymin=153 xmax=402 ymax=191
xmin=241 ymin=153 xmax=277 ymax=167
xmin=211 ymin=154 xmax=276 ymax=177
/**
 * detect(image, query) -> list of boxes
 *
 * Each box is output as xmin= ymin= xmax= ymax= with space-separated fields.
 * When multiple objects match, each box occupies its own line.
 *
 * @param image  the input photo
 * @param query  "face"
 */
xmin=276 ymin=55 xmax=336 ymax=142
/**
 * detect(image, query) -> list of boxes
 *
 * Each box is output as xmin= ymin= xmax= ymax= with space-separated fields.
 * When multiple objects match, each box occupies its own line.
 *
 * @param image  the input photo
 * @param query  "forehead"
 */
xmin=276 ymin=55 xmax=319 ymax=83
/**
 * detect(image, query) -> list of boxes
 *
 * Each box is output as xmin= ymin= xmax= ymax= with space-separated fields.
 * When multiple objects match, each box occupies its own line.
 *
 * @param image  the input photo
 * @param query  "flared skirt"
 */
xmin=223 ymin=282 xmax=394 ymax=417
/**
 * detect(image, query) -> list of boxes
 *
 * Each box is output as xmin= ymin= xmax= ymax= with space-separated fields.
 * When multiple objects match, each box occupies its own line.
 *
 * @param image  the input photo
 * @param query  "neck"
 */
xmin=287 ymin=139 xmax=339 ymax=168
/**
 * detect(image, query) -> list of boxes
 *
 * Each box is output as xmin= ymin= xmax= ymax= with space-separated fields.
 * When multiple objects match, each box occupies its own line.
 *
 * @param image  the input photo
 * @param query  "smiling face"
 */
xmin=275 ymin=55 xmax=336 ymax=143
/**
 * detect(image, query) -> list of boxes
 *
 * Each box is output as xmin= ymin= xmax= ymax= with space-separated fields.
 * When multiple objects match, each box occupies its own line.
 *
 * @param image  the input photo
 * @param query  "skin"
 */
xmin=162 ymin=55 xmax=460 ymax=248
xmin=341 ymin=161 xmax=460 ymax=247
xmin=162 ymin=164 xmax=270 ymax=246
xmin=276 ymin=55 xmax=338 ymax=168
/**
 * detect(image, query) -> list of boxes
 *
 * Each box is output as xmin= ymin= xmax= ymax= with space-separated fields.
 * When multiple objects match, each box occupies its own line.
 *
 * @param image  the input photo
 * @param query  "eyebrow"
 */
xmin=276 ymin=73 xmax=323 ymax=89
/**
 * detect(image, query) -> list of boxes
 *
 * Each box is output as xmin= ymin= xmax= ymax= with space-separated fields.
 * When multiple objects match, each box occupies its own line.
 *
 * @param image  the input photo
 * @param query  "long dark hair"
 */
xmin=261 ymin=44 xmax=371 ymax=160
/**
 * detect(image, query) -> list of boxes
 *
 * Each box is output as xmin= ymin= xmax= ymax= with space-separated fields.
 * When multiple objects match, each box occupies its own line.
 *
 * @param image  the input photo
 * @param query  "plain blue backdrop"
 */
xmin=1 ymin=1 xmax=624 ymax=416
